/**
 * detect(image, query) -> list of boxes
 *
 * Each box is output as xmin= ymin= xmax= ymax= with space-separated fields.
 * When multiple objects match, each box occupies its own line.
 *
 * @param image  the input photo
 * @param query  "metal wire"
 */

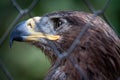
xmin=0 ymin=0 xmax=112 ymax=80
xmin=45 ymin=0 xmax=112 ymax=80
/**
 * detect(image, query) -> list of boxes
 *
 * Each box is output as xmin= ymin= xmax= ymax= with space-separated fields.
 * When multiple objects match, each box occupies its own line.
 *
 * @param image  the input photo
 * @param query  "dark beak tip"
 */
xmin=10 ymin=33 xmax=15 ymax=48
xmin=9 ymin=38 xmax=13 ymax=48
xmin=10 ymin=42 xmax=12 ymax=48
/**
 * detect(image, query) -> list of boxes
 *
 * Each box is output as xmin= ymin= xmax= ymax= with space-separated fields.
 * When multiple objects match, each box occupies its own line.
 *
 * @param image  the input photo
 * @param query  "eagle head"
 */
xmin=10 ymin=11 xmax=85 ymax=54
xmin=10 ymin=11 xmax=120 ymax=80
xmin=10 ymin=11 xmax=80 ymax=61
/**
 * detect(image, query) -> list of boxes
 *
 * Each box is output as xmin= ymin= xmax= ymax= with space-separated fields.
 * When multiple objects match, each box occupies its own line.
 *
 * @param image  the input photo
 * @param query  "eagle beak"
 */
xmin=10 ymin=17 xmax=60 ymax=48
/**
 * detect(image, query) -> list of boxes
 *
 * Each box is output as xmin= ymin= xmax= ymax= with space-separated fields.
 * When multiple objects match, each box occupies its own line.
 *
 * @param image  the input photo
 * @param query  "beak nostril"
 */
xmin=27 ymin=23 xmax=33 ymax=29
xmin=27 ymin=19 xmax=36 ymax=29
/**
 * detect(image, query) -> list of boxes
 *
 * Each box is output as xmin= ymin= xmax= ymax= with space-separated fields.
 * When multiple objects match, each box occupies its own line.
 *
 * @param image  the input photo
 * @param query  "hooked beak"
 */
xmin=10 ymin=17 xmax=60 ymax=48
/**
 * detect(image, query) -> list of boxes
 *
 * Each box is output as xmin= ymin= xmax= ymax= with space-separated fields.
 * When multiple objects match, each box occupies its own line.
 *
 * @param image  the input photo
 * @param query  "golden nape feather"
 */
xmin=10 ymin=11 xmax=120 ymax=80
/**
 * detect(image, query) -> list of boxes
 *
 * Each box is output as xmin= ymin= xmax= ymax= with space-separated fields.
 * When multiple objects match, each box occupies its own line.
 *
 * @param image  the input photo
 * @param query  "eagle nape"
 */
xmin=10 ymin=11 xmax=120 ymax=80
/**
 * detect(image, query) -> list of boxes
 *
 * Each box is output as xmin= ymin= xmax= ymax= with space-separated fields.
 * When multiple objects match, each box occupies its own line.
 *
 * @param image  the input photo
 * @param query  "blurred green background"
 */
xmin=0 ymin=0 xmax=120 ymax=80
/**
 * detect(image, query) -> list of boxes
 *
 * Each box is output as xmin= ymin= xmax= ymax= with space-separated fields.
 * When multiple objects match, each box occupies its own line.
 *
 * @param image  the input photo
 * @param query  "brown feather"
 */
xmin=33 ymin=11 xmax=120 ymax=80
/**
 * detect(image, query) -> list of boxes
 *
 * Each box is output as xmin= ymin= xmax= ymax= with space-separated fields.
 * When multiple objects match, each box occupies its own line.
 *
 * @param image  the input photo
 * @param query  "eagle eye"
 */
xmin=52 ymin=18 xmax=63 ymax=30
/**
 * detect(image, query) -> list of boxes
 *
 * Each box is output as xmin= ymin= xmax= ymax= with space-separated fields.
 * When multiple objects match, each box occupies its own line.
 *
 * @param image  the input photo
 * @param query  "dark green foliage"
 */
xmin=0 ymin=0 xmax=120 ymax=80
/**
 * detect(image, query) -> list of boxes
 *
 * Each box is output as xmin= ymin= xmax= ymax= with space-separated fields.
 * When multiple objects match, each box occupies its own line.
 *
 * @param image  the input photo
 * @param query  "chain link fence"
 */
xmin=0 ymin=0 xmax=113 ymax=80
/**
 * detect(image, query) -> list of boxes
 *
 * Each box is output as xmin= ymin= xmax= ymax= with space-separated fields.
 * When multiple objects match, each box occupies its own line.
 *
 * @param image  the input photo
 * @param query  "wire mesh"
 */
xmin=0 ymin=0 xmax=112 ymax=80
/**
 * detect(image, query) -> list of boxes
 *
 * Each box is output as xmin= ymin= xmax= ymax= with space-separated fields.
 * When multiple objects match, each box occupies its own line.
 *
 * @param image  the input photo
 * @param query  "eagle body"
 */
xmin=10 ymin=11 xmax=120 ymax=80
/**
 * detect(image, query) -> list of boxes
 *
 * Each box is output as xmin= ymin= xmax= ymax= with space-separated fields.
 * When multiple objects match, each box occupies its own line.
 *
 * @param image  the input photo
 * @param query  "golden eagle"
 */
xmin=10 ymin=11 xmax=120 ymax=80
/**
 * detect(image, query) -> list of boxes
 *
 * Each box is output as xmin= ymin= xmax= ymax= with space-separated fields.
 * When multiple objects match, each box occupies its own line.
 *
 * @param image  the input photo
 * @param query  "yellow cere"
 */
xmin=26 ymin=17 xmax=41 ymax=32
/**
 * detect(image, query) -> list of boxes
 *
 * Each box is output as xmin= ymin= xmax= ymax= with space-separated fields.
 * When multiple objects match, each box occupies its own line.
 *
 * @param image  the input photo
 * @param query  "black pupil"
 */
xmin=53 ymin=18 xmax=63 ymax=29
